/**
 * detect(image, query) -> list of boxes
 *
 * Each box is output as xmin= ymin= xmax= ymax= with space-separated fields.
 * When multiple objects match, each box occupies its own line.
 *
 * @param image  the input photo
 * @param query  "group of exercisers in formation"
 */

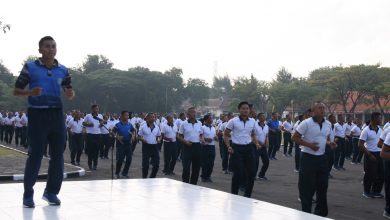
xmin=6 ymin=36 xmax=390 ymax=219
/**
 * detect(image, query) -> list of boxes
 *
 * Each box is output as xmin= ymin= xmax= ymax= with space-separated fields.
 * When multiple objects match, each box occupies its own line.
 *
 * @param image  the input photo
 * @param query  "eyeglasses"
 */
xmin=47 ymin=70 xmax=52 ymax=77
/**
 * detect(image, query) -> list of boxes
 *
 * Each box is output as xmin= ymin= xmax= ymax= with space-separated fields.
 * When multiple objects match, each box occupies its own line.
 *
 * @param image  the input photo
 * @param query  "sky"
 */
xmin=1 ymin=0 xmax=390 ymax=84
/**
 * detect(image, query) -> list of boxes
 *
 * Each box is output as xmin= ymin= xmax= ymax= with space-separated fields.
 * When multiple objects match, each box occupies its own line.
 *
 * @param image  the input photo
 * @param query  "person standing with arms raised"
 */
xmin=14 ymin=36 xmax=74 ymax=208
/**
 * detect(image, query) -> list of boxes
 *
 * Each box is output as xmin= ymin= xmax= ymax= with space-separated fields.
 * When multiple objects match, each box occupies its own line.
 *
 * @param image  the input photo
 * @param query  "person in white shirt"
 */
xmin=359 ymin=112 xmax=384 ymax=199
xmin=99 ymin=114 xmax=114 ymax=159
xmin=67 ymin=111 xmax=84 ymax=165
xmin=384 ymin=118 xmax=390 ymax=130
xmin=282 ymin=114 xmax=294 ymax=157
xmin=175 ymin=112 xmax=187 ymax=161
xmin=334 ymin=114 xmax=347 ymax=170
xmin=254 ymin=112 xmax=270 ymax=180
xmin=82 ymin=104 xmax=103 ymax=170
xmin=138 ymin=113 xmax=162 ymax=178
xmin=14 ymin=111 xmax=28 ymax=147
xmin=326 ymin=114 xmax=337 ymax=178
xmin=200 ymin=114 xmax=218 ymax=182
xmin=161 ymin=114 xmax=178 ymax=175
xmin=292 ymin=102 xmax=336 ymax=217
xmin=351 ymin=118 xmax=363 ymax=164
xmin=223 ymin=101 xmax=259 ymax=198
xmin=4 ymin=112 xmax=15 ymax=144
xmin=217 ymin=114 xmax=228 ymax=174
xmin=0 ymin=112 xmax=6 ymax=142
xmin=380 ymin=128 xmax=390 ymax=218
xmin=345 ymin=116 xmax=356 ymax=160
xmin=293 ymin=114 xmax=304 ymax=172
xmin=177 ymin=107 xmax=204 ymax=185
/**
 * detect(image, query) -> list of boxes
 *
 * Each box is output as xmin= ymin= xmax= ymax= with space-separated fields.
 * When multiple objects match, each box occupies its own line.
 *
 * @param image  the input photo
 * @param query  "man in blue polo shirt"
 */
xmin=14 ymin=36 xmax=75 ymax=208
xmin=268 ymin=112 xmax=281 ymax=160
xmin=112 ymin=110 xmax=136 ymax=178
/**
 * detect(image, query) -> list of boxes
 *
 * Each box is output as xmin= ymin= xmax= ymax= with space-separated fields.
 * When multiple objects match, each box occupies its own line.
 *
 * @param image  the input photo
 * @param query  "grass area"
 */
xmin=0 ymin=147 xmax=21 ymax=156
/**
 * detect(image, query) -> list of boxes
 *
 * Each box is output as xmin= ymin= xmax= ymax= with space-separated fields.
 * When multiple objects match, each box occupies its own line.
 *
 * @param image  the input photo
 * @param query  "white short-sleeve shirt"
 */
xmin=254 ymin=122 xmax=269 ymax=145
xmin=334 ymin=122 xmax=346 ymax=138
xmin=68 ymin=118 xmax=84 ymax=134
xmin=350 ymin=125 xmax=362 ymax=138
xmin=83 ymin=114 xmax=103 ymax=134
xmin=384 ymin=122 xmax=390 ymax=130
xmin=178 ymin=120 xmax=203 ymax=143
xmin=359 ymin=125 xmax=383 ymax=152
xmin=225 ymin=117 xmax=256 ymax=145
xmin=384 ymin=131 xmax=390 ymax=146
xmin=380 ymin=128 xmax=390 ymax=141
xmin=202 ymin=125 xmax=216 ymax=146
xmin=282 ymin=121 xmax=293 ymax=133
xmin=161 ymin=123 xmax=178 ymax=142
xmin=296 ymin=117 xmax=332 ymax=156
xmin=138 ymin=124 xmax=161 ymax=144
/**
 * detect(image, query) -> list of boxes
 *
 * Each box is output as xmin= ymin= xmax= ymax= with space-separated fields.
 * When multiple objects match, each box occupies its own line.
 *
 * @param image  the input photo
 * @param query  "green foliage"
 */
xmin=0 ymin=19 xmax=10 ymax=34
xmin=81 ymin=55 xmax=113 ymax=74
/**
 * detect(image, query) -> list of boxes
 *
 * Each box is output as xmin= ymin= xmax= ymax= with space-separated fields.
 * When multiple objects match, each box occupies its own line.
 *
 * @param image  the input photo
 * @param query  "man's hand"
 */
xmin=227 ymin=146 xmax=234 ymax=154
xmin=64 ymin=88 xmax=75 ymax=100
xmin=30 ymin=87 xmax=43 ymax=96
xmin=309 ymin=142 xmax=319 ymax=151
xmin=368 ymin=152 xmax=376 ymax=161
xmin=184 ymin=140 xmax=192 ymax=147
xmin=204 ymin=138 xmax=212 ymax=143
xmin=329 ymin=142 xmax=337 ymax=150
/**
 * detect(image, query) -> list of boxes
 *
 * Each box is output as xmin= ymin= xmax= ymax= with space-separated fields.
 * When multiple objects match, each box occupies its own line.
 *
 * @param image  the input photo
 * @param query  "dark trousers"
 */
xmin=384 ymin=160 xmax=390 ymax=213
xmin=70 ymin=133 xmax=83 ymax=163
xmin=182 ymin=142 xmax=201 ymax=184
xmin=5 ymin=125 xmax=14 ymax=144
xmin=163 ymin=141 xmax=178 ymax=173
xmin=15 ymin=127 xmax=23 ymax=146
xmin=268 ymin=132 xmax=278 ymax=158
xmin=352 ymin=138 xmax=363 ymax=163
xmin=23 ymin=108 xmax=65 ymax=199
xmin=219 ymin=137 xmax=229 ymax=171
xmin=295 ymin=143 xmax=301 ymax=171
xmin=255 ymin=146 xmax=269 ymax=178
xmin=86 ymin=134 xmax=101 ymax=168
xmin=142 ymin=143 xmax=159 ymax=178
xmin=0 ymin=125 xmax=4 ymax=141
xmin=283 ymin=132 xmax=293 ymax=155
xmin=325 ymin=145 xmax=335 ymax=175
xmin=100 ymin=134 xmax=111 ymax=158
xmin=201 ymin=145 xmax=216 ymax=179
xmin=345 ymin=136 xmax=353 ymax=158
xmin=299 ymin=153 xmax=329 ymax=217
xmin=334 ymin=137 xmax=346 ymax=168
xmin=231 ymin=144 xmax=255 ymax=198
xmin=116 ymin=140 xmax=133 ymax=176
xmin=363 ymin=152 xmax=384 ymax=194
xmin=177 ymin=141 xmax=183 ymax=160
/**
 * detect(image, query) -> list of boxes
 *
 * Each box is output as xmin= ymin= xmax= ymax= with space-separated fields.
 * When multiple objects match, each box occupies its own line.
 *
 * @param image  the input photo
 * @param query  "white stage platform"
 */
xmin=0 ymin=178 xmax=330 ymax=220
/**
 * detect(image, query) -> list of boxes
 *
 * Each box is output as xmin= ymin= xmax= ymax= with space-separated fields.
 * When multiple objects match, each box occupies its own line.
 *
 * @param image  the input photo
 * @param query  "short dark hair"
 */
xmin=257 ymin=112 xmax=264 ymax=118
xmin=39 ymin=36 xmax=55 ymax=48
xmin=121 ymin=110 xmax=129 ymax=116
xmin=91 ymin=104 xmax=99 ymax=109
xmin=203 ymin=114 xmax=211 ymax=121
xmin=298 ymin=114 xmax=304 ymax=121
xmin=371 ymin=112 xmax=381 ymax=121
xmin=272 ymin=112 xmax=278 ymax=116
xmin=179 ymin=112 xmax=185 ymax=117
xmin=237 ymin=101 xmax=250 ymax=110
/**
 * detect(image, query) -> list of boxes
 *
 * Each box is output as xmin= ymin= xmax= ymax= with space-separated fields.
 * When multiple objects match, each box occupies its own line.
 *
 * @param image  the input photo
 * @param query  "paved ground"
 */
xmin=0 ymin=142 xmax=386 ymax=220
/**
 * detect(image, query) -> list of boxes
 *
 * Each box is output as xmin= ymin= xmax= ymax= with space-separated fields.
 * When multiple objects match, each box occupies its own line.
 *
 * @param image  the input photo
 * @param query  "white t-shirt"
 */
xmin=334 ymin=122 xmax=346 ymax=138
xmin=380 ymin=128 xmax=390 ymax=141
xmin=138 ymin=123 xmax=161 ymax=144
xmin=201 ymin=125 xmax=216 ymax=146
xmin=384 ymin=131 xmax=390 ymax=146
xmin=359 ymin=125 xmax=383 ymax=152
xmin=178 ymin=120 xmax=203 ymax=143
xmin=83 ymin=113 xmax=103 ymax=134
xmin=254 ymin=122 xmax=269 ymax=145
xmin=350 ymin=125 xmax=362 ymax=138
xmin=161 ymin=123 xmax=178 ymax=142
xmin=384 ymin=122 xmax=390 ymax=131
xmin=282 ymin=120 xmax=293 ymax=133
xmin=67 ymin=118 xmax=84 ymax=134
xmin=296 ymin=117 xmax=332 ymax=156
xmin=345 ymin=123 xmax=356 ymax=136
xmin=225 ymin=117 xmax=256 ymax=145
xmin=4 ymin=117 xmax=14 ymax=126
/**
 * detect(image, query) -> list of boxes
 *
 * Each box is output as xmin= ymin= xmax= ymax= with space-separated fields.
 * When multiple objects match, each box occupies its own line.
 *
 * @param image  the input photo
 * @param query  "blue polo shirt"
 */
xmin=267 ymin=119 xmax=280 ymax=131
xmin=15 ymin=59 xmax=71 ymax=108
xmin=114 ymin=121 xmax=135 ymax=141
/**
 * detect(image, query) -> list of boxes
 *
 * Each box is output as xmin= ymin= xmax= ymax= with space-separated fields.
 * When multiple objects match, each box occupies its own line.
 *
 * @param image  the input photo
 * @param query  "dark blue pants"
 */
xmin=142 ymin=143 xmax=159 ymax=178
xmin=70 ymin=133 xmax=83 ymax=163
xmin=100 ymin=134 xmax=111 ymax=158
xmin=0 ymin=124 xmax=4 ymax=141
xmin=219 ymin=136 xmax=229 ymax=171
xmin=116 ymin=140 xmax=133 ymax=176
xmin=334 ymin=137 xmax=346 ymax=168
xmin=363 ymin=152 xmax=384 ymax=194
xmin=352 ymin=138 xmax=363 ymax=163
xmin=5 ymin=125 xmax=14 ymax=144
xmin=294 ymin=143 xmax=301 ymax=171
xmin=201 ymin=145 xmax=216 ymax=179
xmin=299 ymin=153 xmax=329 ymax=217
xmin=182 ymin=143 xmax=201 ymax=184
xmin=163 ymin=141 xmax=178 ymax=173
xmin=23 ymin=108 xmax=65 ymax=199
xmin=384 ymin=160 xmax=390 ymax=213
xmin=86 ymin=134 xmax=101 ymax=168
xmin=268 ymin=132 xmax=279 ymax=158
xmin=231 ymin=144 xmax=255 ymax=198
xmin=345 ymin=136 xmax=353 ymax=158
xmin=325 ymin=145 xmax=335 ymax=175
xmin=255 ymin=146 xmax=269 ymax=178
xmin=283 ymin=132 xmax=293 ymax=155
xmin=15 ymin=127 xmax=23 ymax=146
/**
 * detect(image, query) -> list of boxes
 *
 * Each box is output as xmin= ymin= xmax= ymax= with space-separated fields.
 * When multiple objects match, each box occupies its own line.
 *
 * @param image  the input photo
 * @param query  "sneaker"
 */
xmin=372 ymin=192 xmax=384 ymax=198
xmin=383 ymin=210 xmax=390 ymax=219
xmin=42 ymin=192 xmax=61 ymax=206
xmin=362 ymin=192 xmax=374 ymax=198
xmin=340 ymin=167 xmax=346 ymax=171
xmin=121 ymin=174 xmax=129 ymax=178
xmin=76 ymin=162 xmax=80 ymax=166
xmin=294 ymin=169 xmax=299 ymax=173
xmin=328 ymin=174 xmax=333 ymax=179
xmin=115 ymin=174 xmax=120 ymax=179
xmin=258 ymin=176 xmax=268 ymax=181
xmin=71 ymin=161 xmax=76 ymax=165
xmin=23 ymin=197 xmax=35 ymax=208
xmin=333 ymin=166 xmax=340 ymax=171
xmin=351 ymin=162 xmax=357 ymax=165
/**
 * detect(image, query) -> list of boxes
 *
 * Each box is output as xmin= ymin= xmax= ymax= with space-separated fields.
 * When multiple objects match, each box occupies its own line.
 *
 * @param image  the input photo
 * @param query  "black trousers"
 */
xmin=268 ymin=132 xmax=278 ymax=158
xmin=384 ymin=160 xmax=390 ymax=213
xmin=142 ymin=143 xmax=159 ymax=178
xmin=86 ymin=134 xmax=101 ymax=168
xmin=201 ymin=145 xmax=216 ymax=179
xmin=334 ymin=137 xmax=346 ymax=168
xmin=219 ymin=136 xmax=229 ymax=171
xmin=116 ymin=140 xmax=133 ymax=176
xmin=15 ymin=127 xmax=23 ymax=146
xmin=299 ymin=152 xmax=329 ymax=217
xmin=363 ymin=152 xmax=384 ymax=194
xmin=325 ymin=145 xmax=335 ymax=175
xmin=345 ymin=136 xmax=353 ymax=158
xmin=5 ymin=125 xmax=14 ymax=144
xmin=100 ymin=134 xmax=111 ymax=158
xmin=283 ymin=132 xmax=293 ymax=155
xmin=231 ymin=144 xmax=255 ymax=198
xmin=352 ymin=138 xmax=363 ymax=163
xmin=182 ymin=142 xmax=201 ymax=185
xmin=0 ymin=125 xmax=4 ymax=141
xmin=163 ymin=141 xmax=178 ymax=173
xmin=70 ymin=133 xmax=83 ymax=163
xmin=294 ymin=143 xmax=301 ymax=171
xmin=255 ymin=146 xmax=269 ymax=178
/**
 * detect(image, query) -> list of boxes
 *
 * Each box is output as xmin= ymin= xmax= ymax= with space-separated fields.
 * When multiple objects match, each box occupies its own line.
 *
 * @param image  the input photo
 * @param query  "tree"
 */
xmin=81 ymin=55 xmax=113 ymax=74
xmin=211 ymin=75 xmax=232 ymax=98
xmin=275 ymin=67 xmax=293 ymax=84
xmin=184 ymin=78 xmax=210 ymax=106
xmin=22 ymin=55 xmax=40 ymax=66
xmin=0 ymin=19 xmax=10 ymax=34
xmin=0 ymin=61 xmax=16 ymax=87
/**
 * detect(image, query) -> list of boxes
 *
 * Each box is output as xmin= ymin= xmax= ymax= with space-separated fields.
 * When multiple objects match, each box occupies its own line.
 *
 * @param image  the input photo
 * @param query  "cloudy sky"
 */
xmin=1 ymin=0 xmax=389 ymax=84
